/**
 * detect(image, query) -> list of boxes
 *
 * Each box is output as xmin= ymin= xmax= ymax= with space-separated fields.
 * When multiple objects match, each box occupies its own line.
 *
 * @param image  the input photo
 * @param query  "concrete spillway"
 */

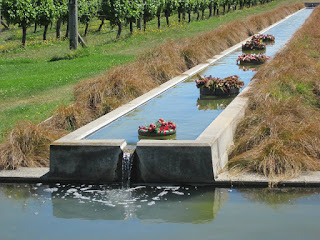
xmin=50 ymin=9 xmax=312 ymax=184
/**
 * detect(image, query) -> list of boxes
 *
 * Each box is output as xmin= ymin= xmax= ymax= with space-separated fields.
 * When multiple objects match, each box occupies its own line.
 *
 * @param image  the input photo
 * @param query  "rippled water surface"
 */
xmin=0 ymin=184 xmax=319 ymax=240
xmin=87 ymin=9 xmax=312 ymax=144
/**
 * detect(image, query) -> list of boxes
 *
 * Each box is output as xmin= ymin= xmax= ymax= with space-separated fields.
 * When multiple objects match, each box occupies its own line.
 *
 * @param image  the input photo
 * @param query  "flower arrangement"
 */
xmin=138 ymin=118 xmax=177 ymax=137
xmin=242 ymin=39 xmax=266 ymax=50
xmin=195 ymin=75 xmax=244 ymax=96
xmin=252 ymin=34 xmax=275 ymax=42
xmin=237 ymin=53 xmax=270 ymax=65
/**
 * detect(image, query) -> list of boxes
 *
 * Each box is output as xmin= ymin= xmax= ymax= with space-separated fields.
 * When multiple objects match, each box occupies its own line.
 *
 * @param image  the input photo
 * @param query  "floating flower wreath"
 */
xmin=242 ymin=39 xmax=266 ymax=50
xmin=138 ymin=118 xmax=177 ymax=137
xmin=237 ymin=53 xmax=270 ymax=65
xmin=252 ymin=34 xmax=275 ymax=42
xmin=195 ymin=75 xmax=244 ymax=92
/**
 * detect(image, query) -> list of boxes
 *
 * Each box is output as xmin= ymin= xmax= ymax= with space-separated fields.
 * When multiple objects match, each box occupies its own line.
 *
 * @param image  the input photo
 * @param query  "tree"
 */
xmin=244 ymin=0 xmax=252 ymax=8
xmin=177 ymin=0 xmax=189 ymax=22
xmin=54 ymin=0 xmax=68 ymax=38
xmin=186 ymin=0 xmax=194 ymax=22
xmin=193 ymin=0 xmax=201 ymax=21
xmin=231 ymin=0 xmax=238 ymax=11
xmin=219 ymin=0 xmax=227 ymax=14
xmin=155 ymin=0 xmax=165 ymax=29
xmin=1 ymin=0 xmax=36 ymax=46
xmin=163 ymin=0 xmax=177 ymax=27
xmin=97 ymin=0 xmax=108 ymax=32
xmin=107 ymin=0 xmax=127 ymax=38
xmin=125 ymin=0 xmax=143 ymax=33
xmin=78 ymin=0 xmax=99 ymax=36
xmin=34 ymin=0 xmax=56 ymax=40
xmin=142 ymin=0 xmax=157 ymax=31
xmin=199 ymin=0 xmax=208 ymax=19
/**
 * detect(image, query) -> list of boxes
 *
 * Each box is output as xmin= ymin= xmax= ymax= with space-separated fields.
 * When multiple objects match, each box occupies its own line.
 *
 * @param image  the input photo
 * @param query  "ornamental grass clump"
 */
xmin=228 ymin=6 xmax=320 ymax=180
xmin=0 ymin=122 xmax=65 ymax=169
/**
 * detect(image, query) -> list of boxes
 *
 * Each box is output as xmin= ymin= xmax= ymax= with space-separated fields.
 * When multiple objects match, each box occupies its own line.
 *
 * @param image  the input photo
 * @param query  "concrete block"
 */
xmin=50 ymin=140 xmax=126 ymax=182
xmin=132 ymin=141 xmax=214 ymax=184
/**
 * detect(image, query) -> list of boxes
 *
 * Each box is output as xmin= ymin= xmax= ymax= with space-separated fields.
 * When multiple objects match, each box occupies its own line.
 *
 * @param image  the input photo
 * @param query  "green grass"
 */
xmin=0 ymin=53 xmax=134 ymax=141
xmin=0 ymin=53 xmax=134 ymax=100
xmin=0 ymin=0 xmax=307 ymax=142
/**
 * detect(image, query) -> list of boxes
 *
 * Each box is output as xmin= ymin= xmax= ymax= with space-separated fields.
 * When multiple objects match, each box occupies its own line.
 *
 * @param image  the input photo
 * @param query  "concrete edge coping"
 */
xmin=52 ymin=139 xmax=127 ymax=148
xmin=55 ymin=8 xmax=304 ymax=144
xmin=196 ymin=84 xmax=252 ymax=143
xmin=1 ymin=168 xmax=320 ymax=187
xmin=136 ymin=140 xmax=210 ymax=147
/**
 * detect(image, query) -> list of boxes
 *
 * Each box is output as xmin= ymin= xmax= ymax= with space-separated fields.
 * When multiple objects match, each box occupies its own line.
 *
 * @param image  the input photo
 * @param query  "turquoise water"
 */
xmin=87 ymin=9 xmax=312 ymax=145
xmin=0 ymin=184 xmax=319 ymax=240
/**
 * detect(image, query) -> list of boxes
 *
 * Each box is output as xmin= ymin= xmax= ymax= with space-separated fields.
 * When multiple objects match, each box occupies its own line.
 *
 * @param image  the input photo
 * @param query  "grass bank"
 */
xmin=0 ymin=0 xmax=307 ymax=142
xmin=0 ymin=3 xmax=304 ymax=170
xmin=228 ymin=6 xmax=320 ymax=180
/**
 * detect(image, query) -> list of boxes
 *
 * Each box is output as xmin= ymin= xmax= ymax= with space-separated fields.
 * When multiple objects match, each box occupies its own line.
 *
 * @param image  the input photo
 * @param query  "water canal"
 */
xmin=0 ymin=184 xmax=319 ymax=240
xmin=86 ymin=9 xmax=312 ymax=145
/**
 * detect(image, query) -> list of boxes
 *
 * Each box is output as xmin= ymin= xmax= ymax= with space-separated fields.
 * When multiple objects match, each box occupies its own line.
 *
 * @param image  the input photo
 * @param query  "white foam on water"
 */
xmin=73 ymin=192 xmax=90 ymax=200
xmin=173 ymin=191 xmax=184 ymax=196
xmin=157 ymin=191 xmax=168 ymax=197
xmin=66 ymin=188 xmax=78 ymax=193
xmin=84 ymin=190 xmax=105 ymax=194
xmin=129 ymin=186 xmax=146 ymax=191
xmin=148 ymin=201 xmax=155 ymax=206
xmin=165 ymin=186 xmax=180 ymax=191
xmin=152 ymin=197 xmax=160 ymax=201
xmin=44 ymin=187 xmax=58 ymax=193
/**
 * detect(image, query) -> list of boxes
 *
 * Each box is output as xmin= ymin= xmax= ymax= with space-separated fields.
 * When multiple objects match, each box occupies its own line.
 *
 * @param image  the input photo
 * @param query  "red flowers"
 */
xmin=139 ymin=119 xmax=177 ymax=133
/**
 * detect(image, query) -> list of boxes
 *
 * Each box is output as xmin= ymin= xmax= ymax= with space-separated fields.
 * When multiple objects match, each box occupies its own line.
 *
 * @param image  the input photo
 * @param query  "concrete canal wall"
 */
xmin=49 ymin=9 xmax=305 ymax=184
xmin=50 ymin=140 xmax=125 ymax=182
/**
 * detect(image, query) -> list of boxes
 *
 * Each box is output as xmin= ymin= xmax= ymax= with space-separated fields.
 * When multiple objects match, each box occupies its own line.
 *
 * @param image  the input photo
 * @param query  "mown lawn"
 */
xmin=0 ymin=0 xmax=309 ymax=141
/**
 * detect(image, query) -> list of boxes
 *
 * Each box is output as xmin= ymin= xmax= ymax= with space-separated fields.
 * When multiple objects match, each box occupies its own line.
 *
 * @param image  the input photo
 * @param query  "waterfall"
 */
xmin=122 ymin=146 xmax=136 ymax=189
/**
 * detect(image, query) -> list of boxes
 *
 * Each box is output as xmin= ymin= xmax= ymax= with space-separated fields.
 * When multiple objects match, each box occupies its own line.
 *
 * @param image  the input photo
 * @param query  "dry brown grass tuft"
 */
xmin=0 ymin=4 xmax=304 ymax=170
xmin=229 ymin=6 xmax=320 ymax=180
xmin=51 ymin=103 xmax=95 ymax=131
xmin=0 ymin=122 xmax=65 ymax=169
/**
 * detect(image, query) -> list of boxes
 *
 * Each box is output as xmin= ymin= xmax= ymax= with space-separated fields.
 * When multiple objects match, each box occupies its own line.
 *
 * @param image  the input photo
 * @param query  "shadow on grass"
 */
xmin=49 ymin=48 xmax=90 ymax=62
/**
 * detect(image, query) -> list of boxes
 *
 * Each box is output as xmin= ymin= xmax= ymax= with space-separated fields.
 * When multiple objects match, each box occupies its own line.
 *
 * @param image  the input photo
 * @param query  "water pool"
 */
xmin=1 ymin=184 xmax=319 ymax=240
